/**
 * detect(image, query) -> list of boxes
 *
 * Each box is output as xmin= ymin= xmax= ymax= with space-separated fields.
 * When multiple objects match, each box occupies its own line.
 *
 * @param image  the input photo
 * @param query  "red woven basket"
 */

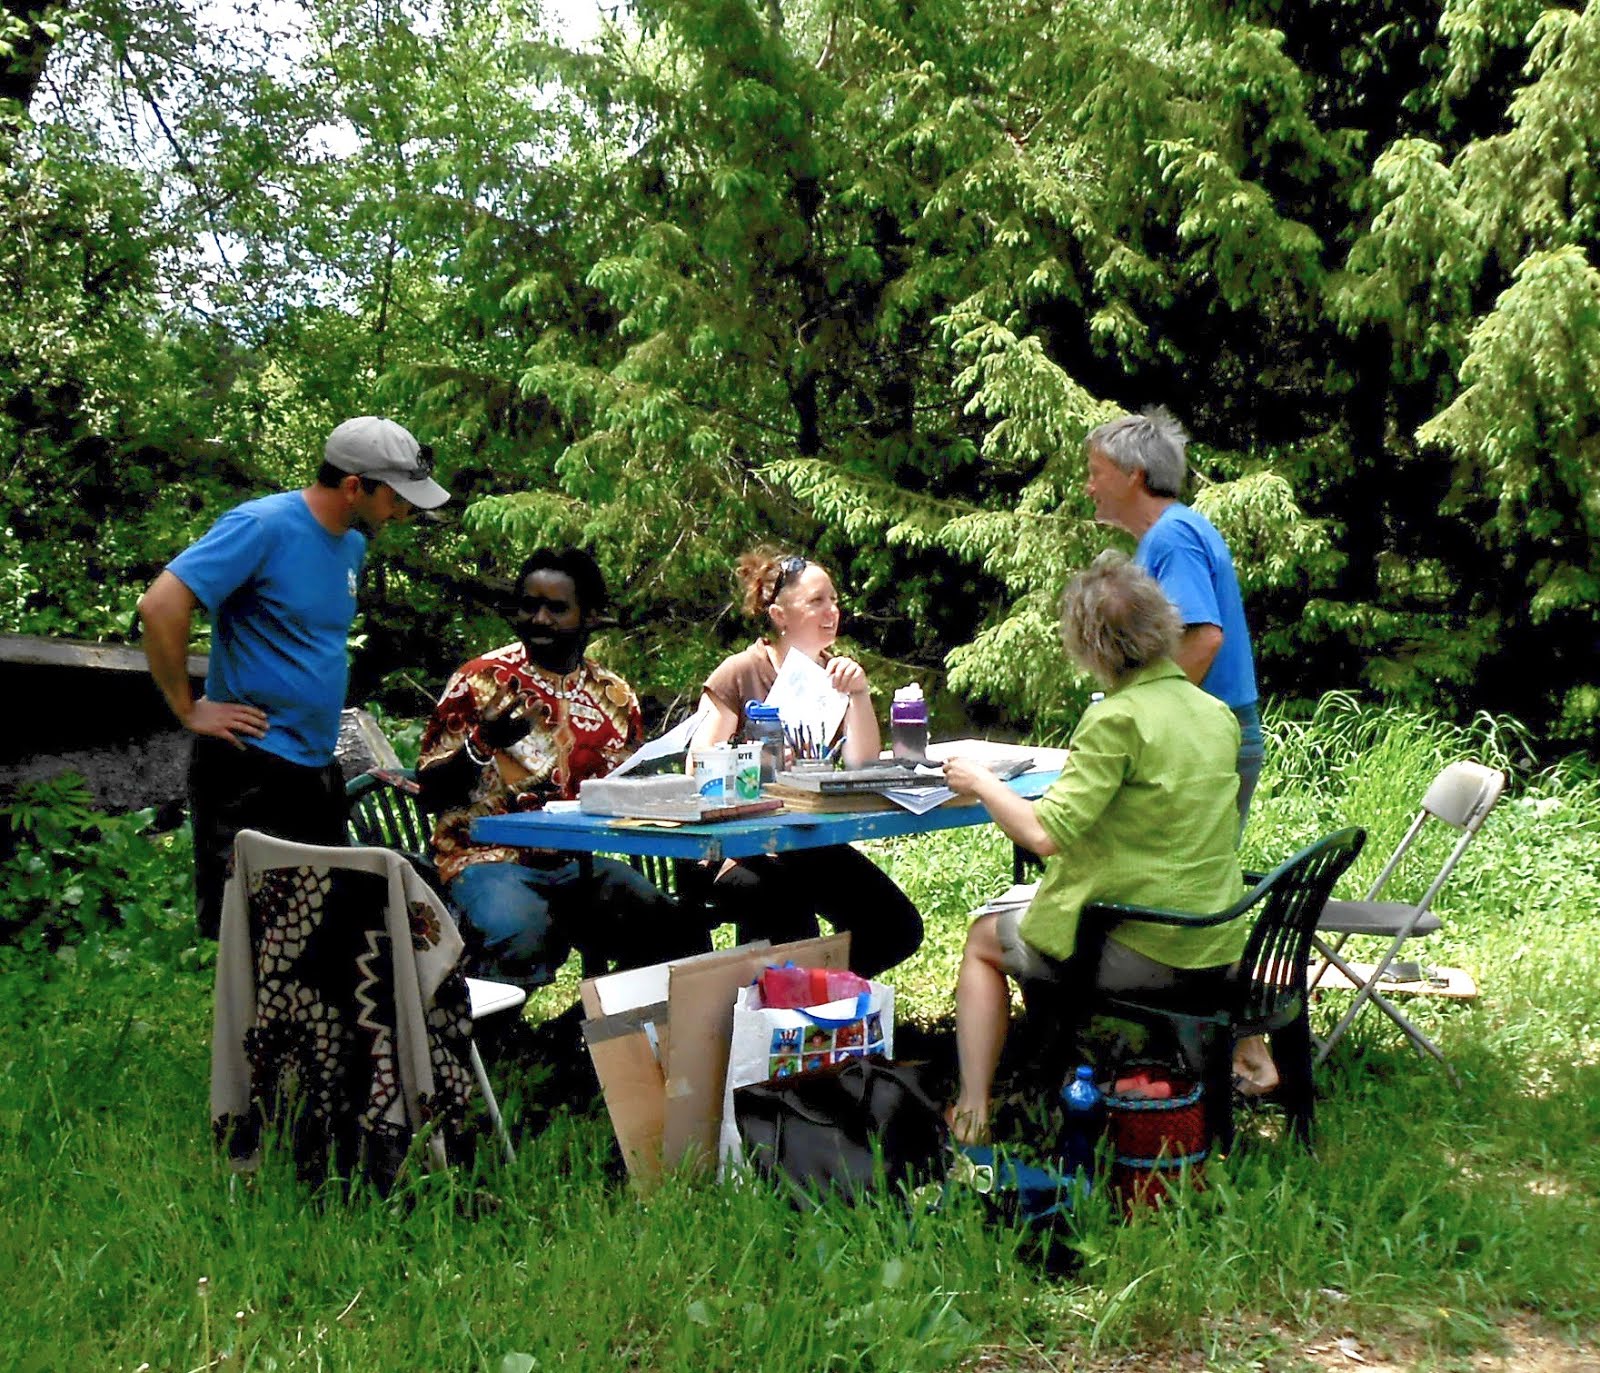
xmin=1104 ymin=1068 xmax=1207 ymax=1212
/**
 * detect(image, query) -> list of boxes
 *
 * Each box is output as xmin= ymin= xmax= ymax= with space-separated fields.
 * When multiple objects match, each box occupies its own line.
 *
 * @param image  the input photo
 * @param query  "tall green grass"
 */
xmin=2 ymin=698 xmax=1596 ymax=1370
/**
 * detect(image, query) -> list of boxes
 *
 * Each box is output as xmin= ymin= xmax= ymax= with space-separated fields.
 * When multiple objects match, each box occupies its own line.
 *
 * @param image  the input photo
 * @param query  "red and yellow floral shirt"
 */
xmin=419 ymin=642 xmax=642 ymax=884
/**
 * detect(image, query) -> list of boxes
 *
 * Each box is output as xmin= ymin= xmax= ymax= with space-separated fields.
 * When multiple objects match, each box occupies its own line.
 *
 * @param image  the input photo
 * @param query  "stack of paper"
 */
xmin=579 ymin=774 xmax=703 ymax=820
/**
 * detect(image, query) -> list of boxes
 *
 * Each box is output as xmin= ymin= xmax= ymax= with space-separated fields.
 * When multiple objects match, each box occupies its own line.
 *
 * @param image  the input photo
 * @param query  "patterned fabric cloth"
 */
xmin=418 ymin=642 xmax=643 ymax=885
xmin=211 ymin=831 xmax=476 ymax=1192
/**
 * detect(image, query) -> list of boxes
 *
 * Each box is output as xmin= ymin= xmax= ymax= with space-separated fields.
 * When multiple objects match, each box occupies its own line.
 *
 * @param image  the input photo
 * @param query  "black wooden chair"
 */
xmin=1076 ymin=826 xmax=1366 ymax=1153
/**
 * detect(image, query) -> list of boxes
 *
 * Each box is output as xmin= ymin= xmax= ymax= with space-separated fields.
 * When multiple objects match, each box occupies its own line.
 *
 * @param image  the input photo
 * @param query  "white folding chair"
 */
xmin=1310 ymin=761 xmax=1505 ymax=1077
xmin=466 ymin=977 xmax=527 ymax=1165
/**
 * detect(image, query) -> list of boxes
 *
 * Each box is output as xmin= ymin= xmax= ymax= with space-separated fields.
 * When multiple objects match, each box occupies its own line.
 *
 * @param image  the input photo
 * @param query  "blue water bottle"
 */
xmin=1060 ymin=1065 xmax=1106 ymax=1177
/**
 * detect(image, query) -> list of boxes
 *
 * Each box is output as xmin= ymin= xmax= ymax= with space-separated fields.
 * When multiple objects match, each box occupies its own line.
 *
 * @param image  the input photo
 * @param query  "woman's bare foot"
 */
xmin=1233 ymin=1034 xmax=1280 ymax=1097
xmin=946 ymin=1102 xmax=991 ymax=1146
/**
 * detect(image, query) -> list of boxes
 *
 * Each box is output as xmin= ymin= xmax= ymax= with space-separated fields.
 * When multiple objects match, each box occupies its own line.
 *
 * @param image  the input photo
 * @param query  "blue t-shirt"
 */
xmin=167 ymin=491 xmax=367 ymax=767
xmin=1135 ymin=503 xmax=1258 ymax=710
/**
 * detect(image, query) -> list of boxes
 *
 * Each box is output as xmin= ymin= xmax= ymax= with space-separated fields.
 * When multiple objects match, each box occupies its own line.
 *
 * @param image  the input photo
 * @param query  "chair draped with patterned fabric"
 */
xmin=212 ymin=830 xmax=521 ymax=1191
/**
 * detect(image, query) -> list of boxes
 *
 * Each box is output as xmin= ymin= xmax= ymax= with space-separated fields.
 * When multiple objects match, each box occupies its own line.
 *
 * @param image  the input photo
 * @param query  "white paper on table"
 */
xmin=608 ymin=704 xmax=709 ymax=778
xmin=882 ymin=785 xmax=957 ymax=816
xmin=764 ymin=650 xmax=850 ymax=746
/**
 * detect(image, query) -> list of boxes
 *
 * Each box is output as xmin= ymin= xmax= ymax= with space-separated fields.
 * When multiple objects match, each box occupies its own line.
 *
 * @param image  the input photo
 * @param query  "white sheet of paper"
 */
xmin=608 ymin=705 xmax=709 ymax=778
xmin=592 ymin=962 xmax=670 ymax=1015
xmin=970 ymin=882 xmax=1039 ymax=917
xmin=925 ymin=737 xmax=1069 ymax=773
xmin=764 ymin=651 xmax=850 ymax=747
xmin=590 ymin=941 xmax=772 ymax=1015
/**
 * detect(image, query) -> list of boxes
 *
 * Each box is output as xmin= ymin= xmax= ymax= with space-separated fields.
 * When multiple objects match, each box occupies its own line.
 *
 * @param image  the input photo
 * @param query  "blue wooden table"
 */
xmin=471 ymin=770 xmax=1059 ymax=863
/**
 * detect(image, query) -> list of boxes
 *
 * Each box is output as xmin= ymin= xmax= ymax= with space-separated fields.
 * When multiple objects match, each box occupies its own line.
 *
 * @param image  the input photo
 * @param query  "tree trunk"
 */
xmin=1 ymin=1 xmax=60 ymax=113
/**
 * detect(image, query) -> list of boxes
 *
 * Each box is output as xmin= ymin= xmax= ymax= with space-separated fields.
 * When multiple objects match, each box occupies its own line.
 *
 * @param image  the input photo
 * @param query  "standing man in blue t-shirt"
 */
xmin=1085 ymin=406 xmax=1265 ymax=830
xmin=138 ymin=417 xmax=451 ymax=937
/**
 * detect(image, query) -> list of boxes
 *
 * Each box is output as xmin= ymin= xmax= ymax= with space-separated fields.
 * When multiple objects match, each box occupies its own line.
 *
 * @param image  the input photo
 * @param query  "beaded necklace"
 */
xmin=525 ymin=662 xmax=587 ymax=702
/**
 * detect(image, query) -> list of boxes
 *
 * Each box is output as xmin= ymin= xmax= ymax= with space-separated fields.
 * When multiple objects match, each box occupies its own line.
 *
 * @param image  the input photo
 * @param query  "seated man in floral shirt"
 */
xmin=418 ymin=547 xmax=707 ymax=986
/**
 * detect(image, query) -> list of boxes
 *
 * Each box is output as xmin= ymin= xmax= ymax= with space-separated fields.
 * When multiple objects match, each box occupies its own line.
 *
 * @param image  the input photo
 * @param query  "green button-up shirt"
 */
xmin=1020 ymin=659 xmax=1247 ymax=968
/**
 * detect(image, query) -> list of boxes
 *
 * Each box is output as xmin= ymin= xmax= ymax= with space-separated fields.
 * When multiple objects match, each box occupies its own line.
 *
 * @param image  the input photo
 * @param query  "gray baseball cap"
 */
xmin=324 ymin=416 xmax=451 ymax=510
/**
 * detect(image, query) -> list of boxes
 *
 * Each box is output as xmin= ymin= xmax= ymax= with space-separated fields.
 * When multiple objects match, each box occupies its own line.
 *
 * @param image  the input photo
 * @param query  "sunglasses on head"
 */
xmin=770 ymin=554 xmax=807 ymax=602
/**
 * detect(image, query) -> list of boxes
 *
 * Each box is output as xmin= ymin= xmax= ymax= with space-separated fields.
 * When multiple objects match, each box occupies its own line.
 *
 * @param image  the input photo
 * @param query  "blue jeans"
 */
xmin=1233 ymin=701 xmax=1264 ymax=838
xmin=449 ymin=857 xmax=706 ymax=988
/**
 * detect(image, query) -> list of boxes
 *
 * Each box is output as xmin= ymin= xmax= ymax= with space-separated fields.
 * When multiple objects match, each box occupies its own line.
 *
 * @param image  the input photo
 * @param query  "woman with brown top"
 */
xmin=688 ymin=548 xmax=923 ymax=977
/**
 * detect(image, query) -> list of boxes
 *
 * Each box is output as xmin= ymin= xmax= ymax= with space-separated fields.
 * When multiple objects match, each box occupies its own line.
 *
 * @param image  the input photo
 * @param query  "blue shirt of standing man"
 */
xmin=138 ymin=417 xmax=452 ymax=937
xmin=1083 ymin=407 xmax=1265 ymax=831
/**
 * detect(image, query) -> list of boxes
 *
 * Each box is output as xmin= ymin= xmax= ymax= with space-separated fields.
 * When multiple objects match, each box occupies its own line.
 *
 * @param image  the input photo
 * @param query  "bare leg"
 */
xmin=951 ymin=913 xmax=1011 ymax=1144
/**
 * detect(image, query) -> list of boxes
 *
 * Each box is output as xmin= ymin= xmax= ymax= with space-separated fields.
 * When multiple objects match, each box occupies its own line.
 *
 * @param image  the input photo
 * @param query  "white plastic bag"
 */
xmin=717 ymin=979 xmax=895 ymax=1173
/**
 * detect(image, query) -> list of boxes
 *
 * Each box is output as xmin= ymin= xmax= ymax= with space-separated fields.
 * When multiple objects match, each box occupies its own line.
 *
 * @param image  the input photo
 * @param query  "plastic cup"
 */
xmin=693 ymin=746 xmax=733 ymax=802
xmin=733 ymin=743 xmax=762 ymax=801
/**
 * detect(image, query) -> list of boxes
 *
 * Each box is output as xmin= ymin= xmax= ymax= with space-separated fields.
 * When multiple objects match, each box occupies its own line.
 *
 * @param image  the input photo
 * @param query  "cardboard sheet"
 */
xmin=662 ymin=932 xmax=850 ymax=1173
xmin=580 ymin=932 xmax=851 ymax=1184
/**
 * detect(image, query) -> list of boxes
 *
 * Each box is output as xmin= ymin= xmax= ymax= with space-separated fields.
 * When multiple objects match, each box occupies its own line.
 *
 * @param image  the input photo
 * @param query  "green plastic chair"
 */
xmin=345 ymin=768 xmax=439 ymax=891
xmin=1076 ymin=826 xmax=1366 ymax=1153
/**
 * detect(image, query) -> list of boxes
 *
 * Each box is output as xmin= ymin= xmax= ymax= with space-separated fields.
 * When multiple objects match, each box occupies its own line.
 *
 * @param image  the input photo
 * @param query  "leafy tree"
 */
xmin=9 ymin=0 xmax=1600 ymax=754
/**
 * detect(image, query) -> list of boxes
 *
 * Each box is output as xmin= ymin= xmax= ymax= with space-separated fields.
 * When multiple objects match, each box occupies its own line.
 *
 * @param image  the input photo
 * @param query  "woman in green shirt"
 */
xmin=943 ymin=551 xmax=1247 ymax=1144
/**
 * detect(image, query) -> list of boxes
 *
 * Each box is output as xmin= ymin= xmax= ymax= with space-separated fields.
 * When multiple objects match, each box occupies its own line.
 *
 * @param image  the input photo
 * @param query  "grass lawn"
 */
xmin=2 ymin=697 xmax=1597 ymax=1371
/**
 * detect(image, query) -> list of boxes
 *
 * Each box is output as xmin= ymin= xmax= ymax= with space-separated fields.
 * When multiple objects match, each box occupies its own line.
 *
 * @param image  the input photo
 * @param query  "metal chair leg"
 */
xmin=1312 ymin=939 xmax=1458 ymax=1082
xmin=469 ymin=1039 xmax=516 ymax=1166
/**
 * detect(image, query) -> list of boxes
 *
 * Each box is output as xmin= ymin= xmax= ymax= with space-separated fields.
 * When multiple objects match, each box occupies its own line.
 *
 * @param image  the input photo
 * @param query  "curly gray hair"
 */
xmin=1084 ymin=406 xmax=1188 ymax=498
xmin=1060 ymin=550 xmax=1181 ymax=686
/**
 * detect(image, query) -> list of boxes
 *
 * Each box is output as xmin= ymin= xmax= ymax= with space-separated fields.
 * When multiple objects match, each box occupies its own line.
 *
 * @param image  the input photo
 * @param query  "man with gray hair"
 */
xmin=139 ymin=416 xmax=451 ymax=937
xmin=1084 ymin=407 xmax=1264 ymax=828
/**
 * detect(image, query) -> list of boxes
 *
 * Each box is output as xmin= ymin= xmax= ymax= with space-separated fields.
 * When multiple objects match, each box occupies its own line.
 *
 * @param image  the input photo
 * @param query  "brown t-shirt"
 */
xmin=702 ymin=641 xmax=777 ymax=738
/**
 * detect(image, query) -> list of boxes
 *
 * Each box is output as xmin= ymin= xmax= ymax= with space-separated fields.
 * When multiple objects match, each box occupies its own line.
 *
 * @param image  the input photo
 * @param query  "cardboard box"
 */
xmin=581 ymin=933 xmax=850 ymax=1183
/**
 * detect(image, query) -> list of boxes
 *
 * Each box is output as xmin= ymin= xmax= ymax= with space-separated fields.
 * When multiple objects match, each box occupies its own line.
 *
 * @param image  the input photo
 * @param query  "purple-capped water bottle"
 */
xmin=890 ymin=684 xmax=928 ymax=764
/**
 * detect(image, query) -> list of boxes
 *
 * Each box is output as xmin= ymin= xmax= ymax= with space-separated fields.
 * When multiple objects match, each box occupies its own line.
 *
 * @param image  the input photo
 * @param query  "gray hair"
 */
xmin=1060 ymin=550 xmax=1181 ymax=686
xmin=1084 ymin=406 xmax=1188 ymax=498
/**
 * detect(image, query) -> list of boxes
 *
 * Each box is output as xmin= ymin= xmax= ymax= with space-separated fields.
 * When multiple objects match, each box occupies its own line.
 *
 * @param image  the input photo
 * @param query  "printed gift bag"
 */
xmin=718 ymin=973 xmax=895 ymax=1173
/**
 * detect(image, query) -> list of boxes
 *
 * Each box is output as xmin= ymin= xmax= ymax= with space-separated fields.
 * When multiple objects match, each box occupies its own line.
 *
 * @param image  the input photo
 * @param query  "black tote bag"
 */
xmin=733 ymin=1057 xmax=948 ymax=1202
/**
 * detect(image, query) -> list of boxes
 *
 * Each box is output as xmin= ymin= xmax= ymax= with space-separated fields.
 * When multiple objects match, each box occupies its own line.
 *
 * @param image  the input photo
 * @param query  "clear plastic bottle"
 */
xmin=742 ymin=700 xmax=785 ymax=783
xmin=1059 ymin=1064 xmax=1106 ymax=1177
xmin=890 ymin=685 xmax=929 ymax=764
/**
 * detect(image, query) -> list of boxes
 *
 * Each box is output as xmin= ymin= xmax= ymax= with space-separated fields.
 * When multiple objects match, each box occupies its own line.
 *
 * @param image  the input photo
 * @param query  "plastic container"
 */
xmin=1059 ymin=1064 xmax=1106 ymax=1178
xmin=692 ymin=744 xmax=734 ymax=803
xmin=732 ymin=742 xmax=763 ymax=802
xmin=889 ymin=686 xmax=929 ymax=764
xmin=742 ymin=700 xmax=785 ymax=783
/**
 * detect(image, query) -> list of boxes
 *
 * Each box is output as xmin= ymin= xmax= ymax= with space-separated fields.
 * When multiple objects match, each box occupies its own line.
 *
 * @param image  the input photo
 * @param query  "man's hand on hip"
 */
xmin=187 ymin=696 xmax=269 ymax=748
